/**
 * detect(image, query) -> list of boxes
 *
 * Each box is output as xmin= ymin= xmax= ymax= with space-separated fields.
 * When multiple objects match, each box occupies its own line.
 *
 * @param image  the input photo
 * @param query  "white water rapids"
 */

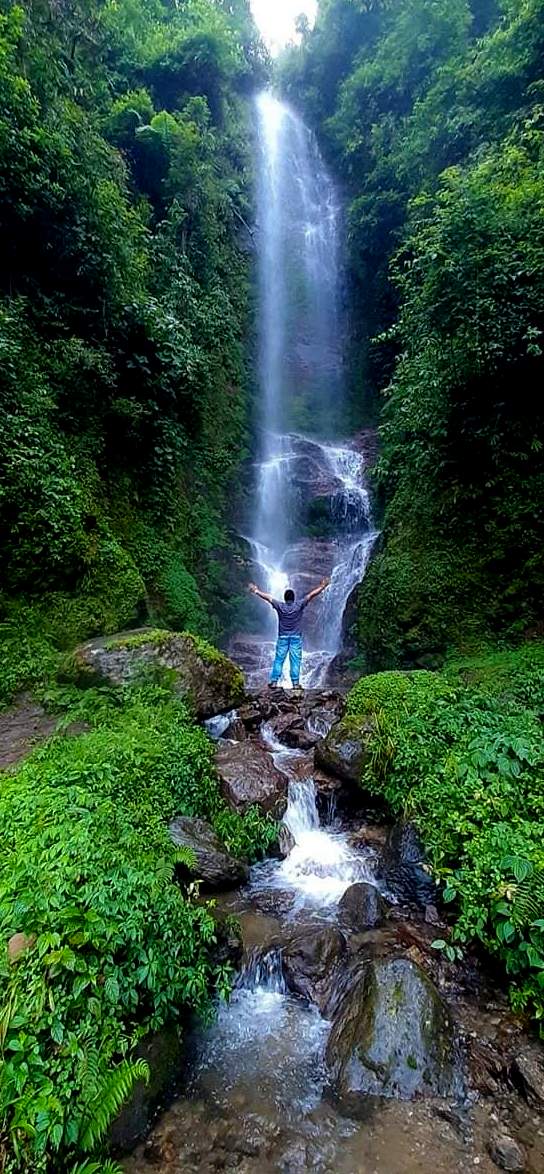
xmin=250 ymin=721 xmax=378 ymax=911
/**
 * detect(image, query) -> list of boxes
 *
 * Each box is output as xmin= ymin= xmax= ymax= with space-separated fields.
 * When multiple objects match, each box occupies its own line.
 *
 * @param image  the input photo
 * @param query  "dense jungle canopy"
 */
xmin=0 ymin=0 xmax=266 ymax=698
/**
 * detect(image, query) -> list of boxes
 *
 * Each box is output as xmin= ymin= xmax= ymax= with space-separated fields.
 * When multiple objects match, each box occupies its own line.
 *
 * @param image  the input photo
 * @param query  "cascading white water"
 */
xmin=242 ymin=92 xmax=377 ymax=686
xmin=237 ymin=947 xmax=287 ymax=994
xmin=253 ymin=723 xmax=379 ymax=910
xmin=275 ymin=776 xmax=377 ymax=906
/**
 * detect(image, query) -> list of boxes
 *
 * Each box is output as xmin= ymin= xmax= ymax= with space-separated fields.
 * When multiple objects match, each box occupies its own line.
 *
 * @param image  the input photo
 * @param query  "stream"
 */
xmin=123 ymin=709 xmax=544 ymax=1173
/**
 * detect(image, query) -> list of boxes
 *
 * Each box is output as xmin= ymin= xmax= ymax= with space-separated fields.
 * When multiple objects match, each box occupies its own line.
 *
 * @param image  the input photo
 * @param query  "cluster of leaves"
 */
xmin=0 ymin=680 xmax=275 ymax=1170
xmin=347 ymin=643 xmax=544 ymax=1028
xmin=0 ymin=0 xmax=267 ymax=663
xmin=283 ymin=0 xmax=544 ymax=665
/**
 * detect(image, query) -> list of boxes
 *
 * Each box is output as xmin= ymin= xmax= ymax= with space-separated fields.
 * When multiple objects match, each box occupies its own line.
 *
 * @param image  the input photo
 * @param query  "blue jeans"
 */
xmin=270 ymin=635 xmax=302 ymax=685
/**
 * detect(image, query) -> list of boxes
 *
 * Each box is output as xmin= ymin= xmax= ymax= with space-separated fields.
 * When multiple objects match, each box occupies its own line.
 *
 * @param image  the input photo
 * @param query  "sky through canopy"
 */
xmin=250 ymin=0 xmax=317 ymax=55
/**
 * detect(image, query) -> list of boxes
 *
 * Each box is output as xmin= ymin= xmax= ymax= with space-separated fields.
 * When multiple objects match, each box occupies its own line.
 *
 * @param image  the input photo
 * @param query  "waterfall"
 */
xmin=237 ymin=947 xmax=287 ymax=995
xmin=237 ymin=92 xmax=377 ymax=686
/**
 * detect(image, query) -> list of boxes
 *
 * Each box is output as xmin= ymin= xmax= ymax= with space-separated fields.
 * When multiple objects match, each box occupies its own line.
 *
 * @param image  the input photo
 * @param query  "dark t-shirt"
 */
xmin=271 ymin=596 xmax=310 ymax=637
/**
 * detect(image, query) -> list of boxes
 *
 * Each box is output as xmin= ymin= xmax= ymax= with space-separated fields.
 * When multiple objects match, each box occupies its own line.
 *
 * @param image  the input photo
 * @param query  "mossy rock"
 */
xmin=326 ymin=957 xmax=459 ymax=1100
xmin=314 ymin=715 xmax=377 ymax=784
xmin=74 ymin=628 xmax=245 ymax=719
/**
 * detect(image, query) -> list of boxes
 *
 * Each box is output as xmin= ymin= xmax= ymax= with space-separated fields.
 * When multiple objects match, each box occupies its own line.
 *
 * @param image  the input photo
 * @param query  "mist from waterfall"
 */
xmin=239 ymin=91 xmax=378 ymax=685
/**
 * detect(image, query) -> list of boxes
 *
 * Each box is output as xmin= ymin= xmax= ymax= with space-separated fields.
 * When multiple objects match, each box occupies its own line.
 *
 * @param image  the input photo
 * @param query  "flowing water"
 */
xmin=231 ymin=92 xmax=378 ymax=689
xmin=248 ymin=723 xmax=380 ymax=913
xmin=123 ymin=727 xmax=499 ymax=1172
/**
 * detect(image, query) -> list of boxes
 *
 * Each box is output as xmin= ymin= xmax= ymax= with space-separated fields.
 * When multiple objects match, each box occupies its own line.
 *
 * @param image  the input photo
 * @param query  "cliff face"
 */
xmin=0 ymin=0 xmax=266 ymax=702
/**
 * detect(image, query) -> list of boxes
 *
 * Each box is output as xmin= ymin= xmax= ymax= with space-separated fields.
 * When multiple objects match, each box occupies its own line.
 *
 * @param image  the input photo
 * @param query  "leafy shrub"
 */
xmin=0 ymin=535 xmax=145 ymax=708
xmin=160 ymin=558 xmax=210 ymax=634
xmin=347 ymin=644 xmax=544 ymax=1029
xmin=0 ymin=684 xmax=275 ymax=1170
xmin=0 ymin=615 xmax=59 ymax=709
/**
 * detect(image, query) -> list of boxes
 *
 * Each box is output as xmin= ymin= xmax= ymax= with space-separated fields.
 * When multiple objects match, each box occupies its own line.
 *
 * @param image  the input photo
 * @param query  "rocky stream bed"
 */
xmin=116 ymin=687 xmax=544 ymax=1174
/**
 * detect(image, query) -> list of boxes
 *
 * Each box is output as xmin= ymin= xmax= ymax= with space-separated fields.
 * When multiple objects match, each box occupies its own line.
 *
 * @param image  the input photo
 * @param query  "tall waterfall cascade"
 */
xmin=233 ymin=92 xmax=377 ymax=687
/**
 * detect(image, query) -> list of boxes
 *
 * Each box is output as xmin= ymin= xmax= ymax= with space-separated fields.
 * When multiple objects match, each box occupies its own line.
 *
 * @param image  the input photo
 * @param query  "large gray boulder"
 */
xmin=282 ymin=926 xmax=347 ymax=1015
xmin=512 ymin=1046 xmax=544 ymax=1106
xmin=314 ymin=715 xmax=376 ymax=784
xmin=377 ymin=822 xmax=436 ymax=907
xmin=338 ymin=882 xmax=386 ymax=931
xmin=326 ymin=956 xmax=457 ymax=1100
xmin=215 ymin=741 xmax=287 ymax=817
xmin=73 ymin=628 xmax=245 ymax=720
xmin=169 ymin=816 xmax=248 ymax=889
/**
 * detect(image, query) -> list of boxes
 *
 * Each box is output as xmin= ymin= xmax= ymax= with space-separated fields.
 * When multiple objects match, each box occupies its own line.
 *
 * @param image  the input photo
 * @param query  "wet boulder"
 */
xmin=282 ymin=726 xmax=320 ymax=752
xmin=224 ymin=716 xmax=247 ymax=742
xmin=278 ymin=823 xmax=296 ymax=857
xmin=282 ymin=925 xmax=347 ymax=1015
xmin=169 ymin=816 xmax=248 ymax=889
xmin=301 ymin=692 xmax=345 ymax=740
xmin=338 ymin=882 xmax=386 ymax=931
xmin=326 ymin=957 xmax=457 ymax=1100
xmin=512 ymin=1046 xmax=544 ymax=1106
xmin=74 ymin=629 xmax=245 ymax=720
xmin=314 ymin=715 xmax=376 ymax=784
xmin=215 ymin=741 xmax=287 ymax=817
xmin=110 ymin=1025 xmax=183 ymax=1151
xmin=377 ymin=822 xmax=436 ymax=907
xmin=489 ymin=1136 xmax=526 ymax=1172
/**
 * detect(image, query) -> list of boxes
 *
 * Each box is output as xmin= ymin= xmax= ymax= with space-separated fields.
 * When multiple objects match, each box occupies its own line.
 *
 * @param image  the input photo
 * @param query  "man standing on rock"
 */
xmin=248 ymin=578 xmax=331 ymax=692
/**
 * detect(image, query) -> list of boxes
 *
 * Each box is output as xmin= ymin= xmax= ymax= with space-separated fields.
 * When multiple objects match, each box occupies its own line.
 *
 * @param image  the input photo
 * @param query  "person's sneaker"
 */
xmin=268 ymin=681 xmax=279 ymax=690
xmin=291 ymin=684 xmax=304 ymax=697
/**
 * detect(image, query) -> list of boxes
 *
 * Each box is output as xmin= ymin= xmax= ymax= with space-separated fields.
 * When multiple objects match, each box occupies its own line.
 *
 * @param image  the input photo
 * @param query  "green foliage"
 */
xmin=285 ymin=0 xmax=544 ymax=665
xmin=0 ymin=615 xmax=59 ymax=709
xmin=347 ymin=643 xmax=544 ymax=1028
xmin=0 ymin=681 xmax=275 ymax=1169
xmin=0 ymin=0 xmax=262 ymax=647
xmin=160 ymin=559 xmax=210 ymax=634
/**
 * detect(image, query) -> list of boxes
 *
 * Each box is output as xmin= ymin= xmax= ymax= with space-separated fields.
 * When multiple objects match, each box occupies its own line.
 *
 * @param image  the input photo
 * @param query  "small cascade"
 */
xmin=283 ymin=778 xmax=320 ymax=841
xmin=250 ymin=731 xmax=379 ymax=911
xmin=204 ymin=710 xmax=237 ymax=741
xmin=237 ymin=947 xmax=286 ymax=995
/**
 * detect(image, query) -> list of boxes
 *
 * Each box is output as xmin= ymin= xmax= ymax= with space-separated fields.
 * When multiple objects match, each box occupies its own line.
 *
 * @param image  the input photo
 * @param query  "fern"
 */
xmin=512 ymin=872 xmax=544 ymax=927
xmin=78 ymin=1059 xmax=150 ymax=1152
xmin=77 ymin=1048 xmax=101 ymax=1105
xmin=173 ymin=845 xmax=197 ymax=870
xmin=71 ymin=1161 xmax=123 ymax=1174
xmin=152 ymin=845 xmax=197 ymax=889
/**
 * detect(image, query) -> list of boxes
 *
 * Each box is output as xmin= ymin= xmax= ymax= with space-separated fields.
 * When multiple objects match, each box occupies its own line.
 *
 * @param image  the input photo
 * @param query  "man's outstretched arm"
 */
xmin=305 ymin=577 xmax=331 ymax=604
xmin=248 ymin=582 xmax=274 ymax=604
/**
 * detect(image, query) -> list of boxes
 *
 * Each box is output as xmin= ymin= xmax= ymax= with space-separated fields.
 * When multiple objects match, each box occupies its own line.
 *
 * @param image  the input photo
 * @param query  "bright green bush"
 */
xmin=347 ymin=644 xmax=544 ymax=1029
xmin=0 ymin=536 xmax=146 ymax=707
xmin=160 ymin=558 xmax=210 ymax=634
xmin=0 ymin=684 xmax=275 ymax=1170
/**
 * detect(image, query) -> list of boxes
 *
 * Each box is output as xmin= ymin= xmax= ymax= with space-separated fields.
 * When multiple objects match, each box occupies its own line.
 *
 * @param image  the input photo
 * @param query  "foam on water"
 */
xmin=188 ymin=943 xmax=329 ymax=1118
